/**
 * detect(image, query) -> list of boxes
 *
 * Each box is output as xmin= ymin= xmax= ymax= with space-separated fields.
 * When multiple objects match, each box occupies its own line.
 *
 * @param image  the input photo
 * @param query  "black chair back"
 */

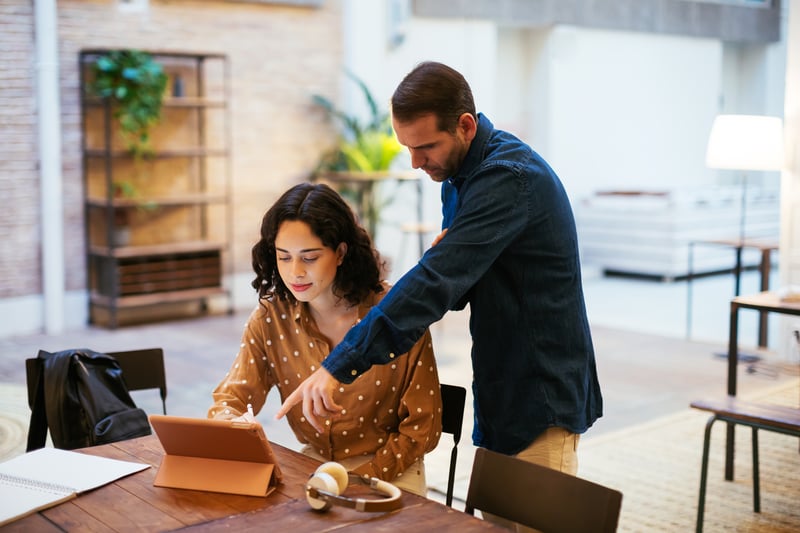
xmin=440 ymin=383 xmax=466 ymax=507
xmin=465 ymin=447 xmax=622 ymax=533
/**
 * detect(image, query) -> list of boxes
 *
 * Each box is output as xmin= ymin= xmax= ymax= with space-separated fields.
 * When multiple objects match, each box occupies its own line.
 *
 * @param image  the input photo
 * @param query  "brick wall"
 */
xmin=1 ymin=0 xmax=342 ymax=302
xmin=0 ymin=1 xmax=40 ymax=298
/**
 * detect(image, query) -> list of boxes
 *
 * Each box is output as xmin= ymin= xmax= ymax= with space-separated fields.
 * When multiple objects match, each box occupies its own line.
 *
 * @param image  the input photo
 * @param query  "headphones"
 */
xmin=305 ymin=462 xmax=403 ymax=513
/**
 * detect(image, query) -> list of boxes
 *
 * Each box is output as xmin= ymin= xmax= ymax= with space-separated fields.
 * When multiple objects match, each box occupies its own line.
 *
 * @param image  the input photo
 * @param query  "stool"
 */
xmin=396 ymin=222 xmax=436 ymax=267
xmin=690 ymin=396 xmax=800 ymax=533
xmin=394 ymin=171 xmax=435 ymax=266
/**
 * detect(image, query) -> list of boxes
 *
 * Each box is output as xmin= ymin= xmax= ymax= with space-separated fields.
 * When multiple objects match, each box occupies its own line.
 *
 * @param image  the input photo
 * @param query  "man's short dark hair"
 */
xmin=391 ymin=61 xmax=476 ymax=133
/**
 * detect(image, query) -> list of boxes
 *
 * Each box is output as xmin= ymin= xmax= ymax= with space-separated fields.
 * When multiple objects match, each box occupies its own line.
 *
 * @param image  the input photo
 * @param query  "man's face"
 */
xmin=392 ymin=113 xmax=475 ymax=182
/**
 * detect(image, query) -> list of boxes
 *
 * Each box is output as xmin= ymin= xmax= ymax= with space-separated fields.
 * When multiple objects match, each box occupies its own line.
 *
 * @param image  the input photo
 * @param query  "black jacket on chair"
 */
xmin=26 ymin=348 xmax=151 ymax=451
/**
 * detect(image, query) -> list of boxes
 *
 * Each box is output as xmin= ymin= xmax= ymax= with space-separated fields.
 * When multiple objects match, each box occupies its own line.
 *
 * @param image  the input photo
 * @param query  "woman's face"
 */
xmin=274 ymin=220 xmax=346 ymax=304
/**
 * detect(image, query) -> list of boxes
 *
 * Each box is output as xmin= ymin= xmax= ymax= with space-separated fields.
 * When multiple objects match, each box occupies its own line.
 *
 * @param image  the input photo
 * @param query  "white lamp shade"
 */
xmin=705 ymin=114 xmax=784 ymax=171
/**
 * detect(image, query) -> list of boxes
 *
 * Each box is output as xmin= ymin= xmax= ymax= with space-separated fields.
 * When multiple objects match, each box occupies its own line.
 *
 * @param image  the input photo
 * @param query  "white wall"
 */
xmin=342 ymin=0 xmax=787 ymax=282
xmin=543 ymin=27 xmax=724 ymax=201
xmin=343 ymin=0 xmax=499 ymax=278
xmin=344 ymin=3 xmax=734 ymax=204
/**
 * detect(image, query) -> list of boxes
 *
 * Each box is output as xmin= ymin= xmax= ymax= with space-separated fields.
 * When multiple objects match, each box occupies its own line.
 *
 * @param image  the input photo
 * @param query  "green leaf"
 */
xmin=88 ymin=50 xmax=167 ymax=155
xmin=340 ymin=142 xmax=374 ymax=172
xmin=312 ymin=72 xmax=402 ymax=173
xmin=95 ymin=56 xmax=116 ymax=72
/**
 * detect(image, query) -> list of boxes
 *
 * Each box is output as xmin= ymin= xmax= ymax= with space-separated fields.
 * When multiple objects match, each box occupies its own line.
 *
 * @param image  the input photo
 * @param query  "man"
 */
xmin=278 ymin=61 xmax=602 ymax=478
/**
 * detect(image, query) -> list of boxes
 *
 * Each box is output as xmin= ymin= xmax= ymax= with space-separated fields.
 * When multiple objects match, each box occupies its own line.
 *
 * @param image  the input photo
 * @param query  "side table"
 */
xmin=723 ymin=291 xmax=800 ymax=480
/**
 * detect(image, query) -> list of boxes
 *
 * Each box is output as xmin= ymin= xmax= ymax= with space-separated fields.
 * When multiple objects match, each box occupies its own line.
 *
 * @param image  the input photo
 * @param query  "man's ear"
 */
xmin=457 ymin=113 xmax=478 ymax=143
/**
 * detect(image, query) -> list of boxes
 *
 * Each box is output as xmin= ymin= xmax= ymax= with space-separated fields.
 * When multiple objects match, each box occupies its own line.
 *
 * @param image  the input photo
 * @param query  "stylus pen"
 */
xmin=247 ymin=403 xmax=255 ymax=418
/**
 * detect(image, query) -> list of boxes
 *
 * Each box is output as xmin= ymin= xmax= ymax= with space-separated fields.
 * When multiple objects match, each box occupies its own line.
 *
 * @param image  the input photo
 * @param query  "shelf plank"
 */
xmin=86 ymin=194 xmax=228 ymax=208
xmin=84 ymin=148 xmax=228 ymax=158
xmin=163 ymin=97 xmax=226 ymax=108
xmin=89 ymin=241 xmax=224 ymax=258
xmin=81 ymin=49 xmax=227 ymax=60
xmin=90 ymin=287 xmax=228 ymax=309
xmin=82 ymin=96 xmax=225 ymax=108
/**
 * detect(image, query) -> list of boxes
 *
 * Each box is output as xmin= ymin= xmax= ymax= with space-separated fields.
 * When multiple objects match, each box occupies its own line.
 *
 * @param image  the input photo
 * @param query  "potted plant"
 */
xmin=88 ymin=50 xmax=168 ymax=246
xmin=88 ymin=49 xmax=168 ymax=156
xmin=109 ymin=181 xmax=134 ymax=246
xmin=312 ymin=72 xmax=404 ymax=238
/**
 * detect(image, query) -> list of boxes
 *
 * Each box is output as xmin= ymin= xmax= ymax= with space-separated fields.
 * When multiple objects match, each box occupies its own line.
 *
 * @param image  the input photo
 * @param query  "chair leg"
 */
xmin=696 ymin=415 xmax=716 ymax=533
xmin=751 ymin=427 xmax=760 ymax=513
xmin=446 ymin=446 xmax=457 ymax=507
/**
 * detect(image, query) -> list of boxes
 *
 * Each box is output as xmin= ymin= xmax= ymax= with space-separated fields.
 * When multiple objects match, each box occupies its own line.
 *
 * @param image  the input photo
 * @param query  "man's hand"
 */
xmin=275 ymin=367 xmax=343 ymax=433
xmin=431 ymin=228 xmax=448 ymax=247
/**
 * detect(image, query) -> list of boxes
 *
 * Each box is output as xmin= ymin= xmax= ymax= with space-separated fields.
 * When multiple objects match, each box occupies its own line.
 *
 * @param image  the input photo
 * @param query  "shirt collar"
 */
xmin=448 ymin=112 xmax=493 ymax=189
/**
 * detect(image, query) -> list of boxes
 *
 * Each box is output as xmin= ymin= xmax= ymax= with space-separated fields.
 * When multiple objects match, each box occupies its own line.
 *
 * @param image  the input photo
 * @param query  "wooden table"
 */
xmin=316 ymin=170 xmax=424 ymax=241
xmin=687 ymin=237 xmax=779 ymax=347
xmin=5 ymin=435 xmax=501 ymax=532
xmin=723 ymin=291 xmax=800 ymax=480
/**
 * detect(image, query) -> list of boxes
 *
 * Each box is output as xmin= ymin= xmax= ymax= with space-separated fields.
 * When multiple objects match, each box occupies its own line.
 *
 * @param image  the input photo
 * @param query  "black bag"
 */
xmin=26 ymin=348 xmax=152 ymax=451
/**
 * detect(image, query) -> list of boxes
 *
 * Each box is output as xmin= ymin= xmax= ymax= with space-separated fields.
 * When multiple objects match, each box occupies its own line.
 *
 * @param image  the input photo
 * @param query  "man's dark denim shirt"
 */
xmin=323 ymin=113 xmax=603 ymax=455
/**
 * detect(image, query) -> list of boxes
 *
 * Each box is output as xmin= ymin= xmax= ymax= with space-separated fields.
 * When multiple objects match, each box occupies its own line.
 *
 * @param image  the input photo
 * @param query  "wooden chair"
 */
xmin=26 ymin=348 xmax=168 ymax=415
xmin=465 ymin=447 xmax=622 ymax=533
xmin=690 ymin=396 xmax=800 ymax=533
xmin=440 ymin=383 xmax=466 ymax=507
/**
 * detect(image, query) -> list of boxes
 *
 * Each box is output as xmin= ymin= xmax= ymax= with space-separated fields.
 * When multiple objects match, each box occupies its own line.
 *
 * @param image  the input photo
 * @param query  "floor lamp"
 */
xmin=704 ymin=115 xmax=784 ymax=480
xmin=705 ymin=114 xmax=784 ymax=296
xmin=704 ymin=114 xmax=783 ymax=367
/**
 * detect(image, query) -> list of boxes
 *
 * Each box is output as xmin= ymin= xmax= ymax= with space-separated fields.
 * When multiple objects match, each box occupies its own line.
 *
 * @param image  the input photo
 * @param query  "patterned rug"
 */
xmin=0 ymin=383 xmax=31 ymax=462
xmin=579 ymin=378 xmax=800 ymax=532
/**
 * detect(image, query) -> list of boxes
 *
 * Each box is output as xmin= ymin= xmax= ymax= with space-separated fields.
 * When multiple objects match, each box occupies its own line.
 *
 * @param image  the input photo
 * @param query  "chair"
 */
xmin=440 ymin=383 xmax=466 ymax=507
xmin=690 ymin=396 xmax=800 ymax=533
xmin=26 ymin=348 xmax=168 ymax=415
xmin=465 ymin=447 xmax=623 ymax=533
xmin=108 ymin=348 xmax=168 ymax=415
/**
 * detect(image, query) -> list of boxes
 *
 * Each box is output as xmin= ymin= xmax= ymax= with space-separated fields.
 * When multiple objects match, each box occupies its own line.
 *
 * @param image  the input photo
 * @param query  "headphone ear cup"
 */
xmin=306 ymin=471 xmax=340 ymax=511
xmin=315 ymin=462 xmax=349 ymax=494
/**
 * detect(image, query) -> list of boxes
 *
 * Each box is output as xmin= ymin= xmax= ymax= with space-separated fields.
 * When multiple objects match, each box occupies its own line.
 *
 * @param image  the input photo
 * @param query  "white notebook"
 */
xmin=0 ymin=447 xmax=149 ymax=526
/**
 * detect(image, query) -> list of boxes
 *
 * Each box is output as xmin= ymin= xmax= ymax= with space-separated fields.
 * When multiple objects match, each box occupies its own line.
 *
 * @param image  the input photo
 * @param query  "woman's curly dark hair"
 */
xmin=251 ymin=183 xmax=384 ymax=306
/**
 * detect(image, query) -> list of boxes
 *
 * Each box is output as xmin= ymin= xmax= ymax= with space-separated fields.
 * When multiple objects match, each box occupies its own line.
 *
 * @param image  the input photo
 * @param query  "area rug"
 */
xmin=579 ymin=378 xmax=800 ymax=532
xmin=0 ymin=383 xmax=31 ymax=462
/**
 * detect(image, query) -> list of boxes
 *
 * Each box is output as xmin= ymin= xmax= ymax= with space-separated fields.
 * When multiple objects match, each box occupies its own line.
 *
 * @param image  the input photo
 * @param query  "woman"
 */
xmin=208 ymin=183 xmax=442 ymax=496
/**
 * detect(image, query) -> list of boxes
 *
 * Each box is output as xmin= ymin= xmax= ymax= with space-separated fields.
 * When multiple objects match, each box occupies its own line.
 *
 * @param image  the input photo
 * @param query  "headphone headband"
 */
xmin=306 ymin=472 xmax=402 ymax=512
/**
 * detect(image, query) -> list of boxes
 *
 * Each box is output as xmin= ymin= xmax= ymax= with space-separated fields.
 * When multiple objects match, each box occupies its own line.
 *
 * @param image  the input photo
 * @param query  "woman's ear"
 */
xmin=336 ymin=242 xmax=348 ymax=266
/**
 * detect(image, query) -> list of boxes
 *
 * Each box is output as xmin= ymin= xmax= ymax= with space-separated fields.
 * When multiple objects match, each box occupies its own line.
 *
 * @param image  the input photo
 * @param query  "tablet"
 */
xmin=149 ymin=414 xmax=282 ymax=497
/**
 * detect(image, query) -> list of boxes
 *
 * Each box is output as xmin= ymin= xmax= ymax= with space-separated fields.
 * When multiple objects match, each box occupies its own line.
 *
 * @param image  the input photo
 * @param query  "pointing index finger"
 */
xmin=275 ymin=388 xmax=301 ymax=420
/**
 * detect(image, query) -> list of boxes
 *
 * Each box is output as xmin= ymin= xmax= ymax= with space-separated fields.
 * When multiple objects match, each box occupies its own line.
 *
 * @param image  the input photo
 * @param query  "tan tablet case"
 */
xmin=149 ymin=414 xmax=282 ymax=497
